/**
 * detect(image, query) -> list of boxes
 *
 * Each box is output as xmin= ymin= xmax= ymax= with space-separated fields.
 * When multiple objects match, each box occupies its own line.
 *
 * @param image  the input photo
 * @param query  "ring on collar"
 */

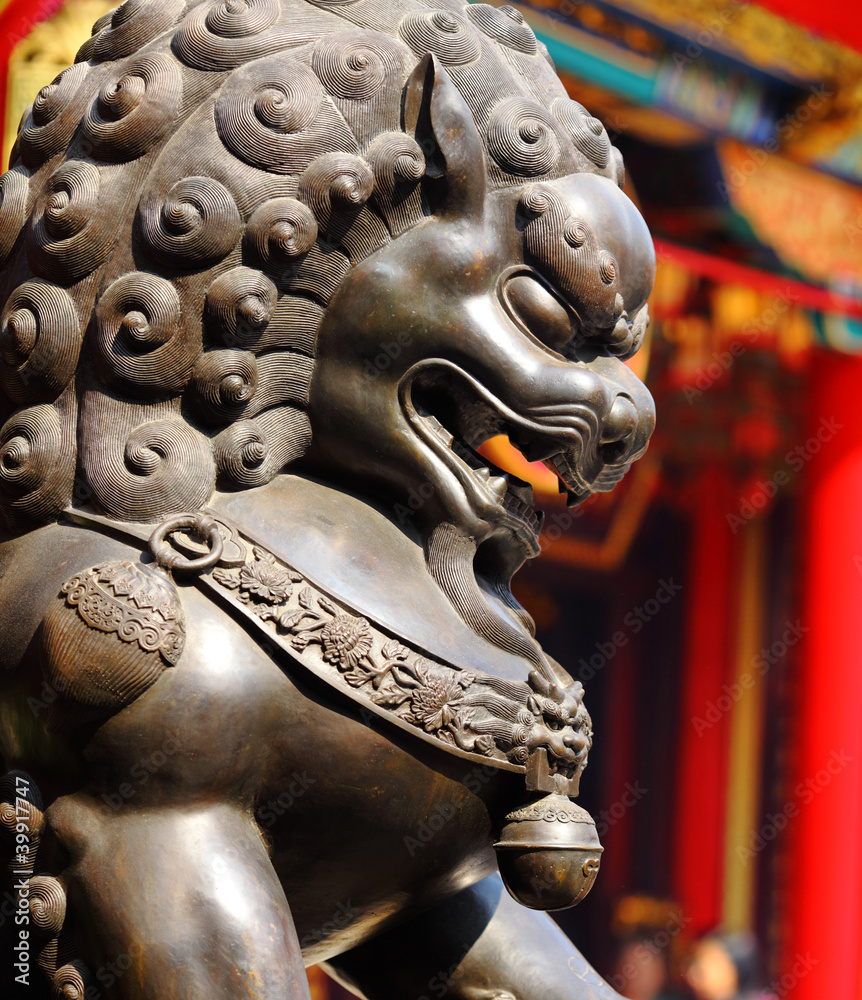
xmin=149 ymin=513 xmax=224 ymax=574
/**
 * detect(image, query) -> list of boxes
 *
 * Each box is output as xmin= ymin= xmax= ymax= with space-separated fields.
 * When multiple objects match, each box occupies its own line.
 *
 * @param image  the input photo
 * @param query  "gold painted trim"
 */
xmin=722 ymin=517 xmax=767 ymax=931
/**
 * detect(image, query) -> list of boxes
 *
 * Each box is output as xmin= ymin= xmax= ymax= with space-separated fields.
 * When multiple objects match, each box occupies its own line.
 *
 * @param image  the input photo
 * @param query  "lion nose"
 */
xmin=599 ymin=394 xmax=639 ymax=464
xmin=564 ymin=731 xmax=588 ymax=755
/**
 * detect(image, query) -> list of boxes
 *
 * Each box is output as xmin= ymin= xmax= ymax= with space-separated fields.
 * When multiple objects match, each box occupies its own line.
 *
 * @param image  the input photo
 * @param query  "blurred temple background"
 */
xmin=2 ymin=0 xmax=861 ymax=997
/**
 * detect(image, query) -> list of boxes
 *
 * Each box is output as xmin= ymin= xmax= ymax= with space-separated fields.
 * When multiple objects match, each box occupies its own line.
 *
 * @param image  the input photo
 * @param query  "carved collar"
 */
xmin=63 ymin=508 xmax=591 ymax=794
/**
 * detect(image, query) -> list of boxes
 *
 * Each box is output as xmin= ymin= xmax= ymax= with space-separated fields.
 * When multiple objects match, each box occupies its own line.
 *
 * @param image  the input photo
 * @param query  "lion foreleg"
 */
xmin=46 ymin=794 xmax=311 ymax=1000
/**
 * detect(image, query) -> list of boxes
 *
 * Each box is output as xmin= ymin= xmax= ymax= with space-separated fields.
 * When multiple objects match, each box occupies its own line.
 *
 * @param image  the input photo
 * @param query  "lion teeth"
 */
xmin=489 ymin=476 xmax=507 ymax=499
xmin=475 ymin=467 xmax=491 ymax=481
xmin=427 ymin=418 xmax=453 ymax=445
xmin=502 ymin=492 xmax=540 ymax=532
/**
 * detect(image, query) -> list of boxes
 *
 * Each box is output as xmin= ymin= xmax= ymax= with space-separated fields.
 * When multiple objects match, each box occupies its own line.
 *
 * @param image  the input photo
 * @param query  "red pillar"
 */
xmin=600 ymin=632 xmax=637 ymax=893
xmin=784 ymin=352 xmax=862 ymax=998
xmin=672 ymin=471 xmax=735 ymax=933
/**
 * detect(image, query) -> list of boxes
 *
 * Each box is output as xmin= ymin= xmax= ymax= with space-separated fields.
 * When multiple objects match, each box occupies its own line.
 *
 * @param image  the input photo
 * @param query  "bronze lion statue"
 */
xmin=0 ymin=0 xmax=655 ymax=997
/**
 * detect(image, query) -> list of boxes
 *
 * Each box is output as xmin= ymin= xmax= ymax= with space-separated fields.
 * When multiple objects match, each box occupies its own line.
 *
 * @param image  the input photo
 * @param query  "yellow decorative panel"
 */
xmin=719 ymin=139 xmax=862 ymax=289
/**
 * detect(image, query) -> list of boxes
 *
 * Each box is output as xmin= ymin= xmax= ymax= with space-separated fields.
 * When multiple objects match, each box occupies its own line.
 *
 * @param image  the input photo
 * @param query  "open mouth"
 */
xmin=400 ymin=362 xmax=622 ymax=549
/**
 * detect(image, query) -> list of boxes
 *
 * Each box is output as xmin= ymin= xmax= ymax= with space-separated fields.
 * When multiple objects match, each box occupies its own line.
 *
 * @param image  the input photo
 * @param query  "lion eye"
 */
xmin=502 ymin=273 xmax=574 ymax=356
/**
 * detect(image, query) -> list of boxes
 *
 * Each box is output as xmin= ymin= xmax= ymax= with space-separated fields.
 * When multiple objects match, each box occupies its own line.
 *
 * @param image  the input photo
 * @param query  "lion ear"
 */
xmin=404 ymin=53 xmax=486 ymax=222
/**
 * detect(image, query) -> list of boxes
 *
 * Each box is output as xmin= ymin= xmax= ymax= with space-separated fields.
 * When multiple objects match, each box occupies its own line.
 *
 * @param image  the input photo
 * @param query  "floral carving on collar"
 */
xmin=210 ymin=537 xmax=591 ymax=776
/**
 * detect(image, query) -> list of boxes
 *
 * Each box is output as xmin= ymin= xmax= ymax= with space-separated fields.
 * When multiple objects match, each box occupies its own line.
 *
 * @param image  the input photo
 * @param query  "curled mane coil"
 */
xmin=518 ymin=184 xmax=554 ymax=218
xmin=18 ymin=63 xmax=90 ymax=169
xmin=189 ymin=350 xmax=259 ymax=423
xmin=52 ymin=961 xmax=93 ymax=1000
xmin=27 ymin=161 xmax=113 ymax=285
xmin=82 ymin=54 xmax=182 ymax=163
xmin=80 ymin=408 xmax=215 ymax=521
xmin=206 ymin=0 xmax=281 ymax=37
xmin=0 ymin=402 xmax=75 ymax=531
xmin=246 ymin=198 xmax=319 ymax=268
xmin=204 ymin=267 xmax=278 ymax=350
xmin=191 ymin=350 xmax=313 ymax=424
xmin=215 ymin=57 xmax=357 ymax=175
xmin=367 ymin=132 xmax=425 ymax=236
xmin=1 ymin=281 xmax=81 ymax=404
xmin=487 ymin=98 xmax=562 ymax=177
xmin=312 ymin=30 xmax=403 ymax=101
xmin=139 ymin=176 xmax=242 ymax=269
xmin=367 ymin=132 xmax=425 ymax=191
xmin=173 ymin=0 xmax=288 ymax=71
xmin=0 ymin=168 xmax=30 ymax=269
xmin=92 ymin=0 xmax=187 ymax=62
xmin=599 ymin=253 xmax=617 ymax=285
xmin=29 ymin=875 xmax=66 ymax=935
xmin=94 ymin=272 xmax=198 ymax=398
xmin=399 ymin=10 xmax=481 ymax=65
xmin=297 ymin=152 xmax=374 ymax=239
xmin=551 ymin=98 xmax=611 ymax=170
xmin=75 ymin=9 xmax=115 ymax=63
xmin=214 ymin=407 xmax=312 ymax=487
xmin=467 ymin=4 xmax=537 ymax=54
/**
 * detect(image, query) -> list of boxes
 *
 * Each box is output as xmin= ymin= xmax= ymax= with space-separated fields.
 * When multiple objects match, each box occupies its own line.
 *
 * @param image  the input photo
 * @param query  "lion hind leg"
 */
xmin=323 ymin=874 xmax=623 ymax=1000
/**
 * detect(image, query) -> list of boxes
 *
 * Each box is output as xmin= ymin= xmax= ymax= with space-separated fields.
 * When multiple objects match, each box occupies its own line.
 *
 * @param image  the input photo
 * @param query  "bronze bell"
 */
xmin=494 ymin=793 xmax=603 ymax=911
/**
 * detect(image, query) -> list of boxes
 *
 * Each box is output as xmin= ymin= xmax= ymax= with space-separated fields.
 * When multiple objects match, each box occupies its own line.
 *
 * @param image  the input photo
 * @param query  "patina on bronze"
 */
xmin=0 ymin=1 xmax=655 ymax=997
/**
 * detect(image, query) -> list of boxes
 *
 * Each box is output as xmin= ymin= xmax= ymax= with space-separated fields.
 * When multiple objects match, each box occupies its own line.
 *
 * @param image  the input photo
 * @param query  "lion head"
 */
xmin=0 ymin=0 xmax=654 ymax=667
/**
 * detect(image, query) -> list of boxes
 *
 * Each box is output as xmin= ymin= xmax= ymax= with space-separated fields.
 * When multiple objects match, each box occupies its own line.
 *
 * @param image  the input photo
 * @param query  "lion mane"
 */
xmin=0 ymin=0 xmax=623 ymax=532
